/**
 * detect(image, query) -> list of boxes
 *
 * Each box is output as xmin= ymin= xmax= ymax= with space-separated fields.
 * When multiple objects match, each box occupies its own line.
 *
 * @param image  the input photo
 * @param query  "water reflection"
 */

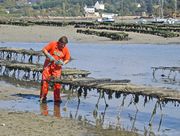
xmin=62 ymin=89 xmax=180 ymax=136
xmin=40 ymin=102 xmax=61 ymax=118
xmin=91 ymin=91 xmax=109 ymax=128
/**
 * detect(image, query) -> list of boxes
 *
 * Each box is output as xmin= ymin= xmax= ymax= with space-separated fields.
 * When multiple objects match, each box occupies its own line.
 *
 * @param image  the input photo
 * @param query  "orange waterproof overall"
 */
xmin=40 ymin=41 xmax=70 ymax=102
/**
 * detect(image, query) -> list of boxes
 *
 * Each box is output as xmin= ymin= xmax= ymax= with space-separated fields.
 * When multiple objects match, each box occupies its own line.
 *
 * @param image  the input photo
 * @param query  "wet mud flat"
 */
xmin=1 ymin=110 xmax=137 ymax=136
xmin=0 ymin=110 xmax=138 ymax=136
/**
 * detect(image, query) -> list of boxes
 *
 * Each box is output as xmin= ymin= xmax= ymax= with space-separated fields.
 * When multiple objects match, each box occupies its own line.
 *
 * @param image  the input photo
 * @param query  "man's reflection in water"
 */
xmin=54 ymin=102 xmax=61 ymax=118
xmin=40 ymin=102 xmax=48 ymax=116
xmin=40 ymin=102 xmax=61 ymax=118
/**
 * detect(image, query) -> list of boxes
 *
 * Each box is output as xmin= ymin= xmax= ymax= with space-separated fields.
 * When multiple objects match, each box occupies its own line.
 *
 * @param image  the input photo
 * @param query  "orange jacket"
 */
xmin=43 ymin=41 xmax=70 ymax=69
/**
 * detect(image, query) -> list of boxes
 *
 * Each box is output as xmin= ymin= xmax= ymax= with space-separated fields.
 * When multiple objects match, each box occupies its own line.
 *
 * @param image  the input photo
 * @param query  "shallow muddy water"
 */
xmin=0 ymin=42 xmax=180 ymax=135
xmin=1 ymin=42 xmax=180 ymax=89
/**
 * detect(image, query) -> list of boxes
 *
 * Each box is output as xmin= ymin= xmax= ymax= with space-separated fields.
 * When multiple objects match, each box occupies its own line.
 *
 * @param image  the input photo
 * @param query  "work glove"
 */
xmin=55 ymin=60 xmax=65 ymax=65
xmin=46 ymin=52 xmax=55 ymax=62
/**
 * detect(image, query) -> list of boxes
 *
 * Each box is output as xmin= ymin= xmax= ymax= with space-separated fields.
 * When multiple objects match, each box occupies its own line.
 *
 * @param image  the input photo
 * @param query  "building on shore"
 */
xmin=94 ymin=1 xmax=105 ymax=10
xmin=84 ymin=1 xmax=105 ymax=17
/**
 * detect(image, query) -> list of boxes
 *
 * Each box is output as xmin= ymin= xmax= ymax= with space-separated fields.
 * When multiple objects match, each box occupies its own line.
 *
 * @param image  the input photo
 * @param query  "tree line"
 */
xmin=0 ymin=0 xmax=179 ymax=17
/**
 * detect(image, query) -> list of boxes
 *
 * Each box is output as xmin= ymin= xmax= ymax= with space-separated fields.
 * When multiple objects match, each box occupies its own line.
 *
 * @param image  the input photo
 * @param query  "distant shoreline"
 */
xmin=0 ymin=24 xmax=180 ymax=44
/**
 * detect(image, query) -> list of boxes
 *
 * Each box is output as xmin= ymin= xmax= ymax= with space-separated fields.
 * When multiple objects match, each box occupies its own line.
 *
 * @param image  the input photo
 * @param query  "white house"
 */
xmin=94 ymin=1 xmax=105 ymax=10
xmin=84 ymin=1 xmax=105 ymax=17
xmin=137 ymin=3 xmax=141 ymax=8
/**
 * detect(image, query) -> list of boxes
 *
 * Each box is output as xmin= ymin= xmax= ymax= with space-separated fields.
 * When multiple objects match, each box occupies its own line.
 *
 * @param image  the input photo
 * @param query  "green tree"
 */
xmin=3 ymin=0 xmax=16 ymax=8
xmin=146 ymin=0 xmax=153 ymax=15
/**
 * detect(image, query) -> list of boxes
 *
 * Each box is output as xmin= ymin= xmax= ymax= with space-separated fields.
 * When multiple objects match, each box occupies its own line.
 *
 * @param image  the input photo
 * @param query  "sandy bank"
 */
xmin=0 ymin=110 xmax=89 ymax=136
xmin=0 ymin=25 xmax=179 ymax=44
xmin=0 ymin=109 xmax=138 ymax=136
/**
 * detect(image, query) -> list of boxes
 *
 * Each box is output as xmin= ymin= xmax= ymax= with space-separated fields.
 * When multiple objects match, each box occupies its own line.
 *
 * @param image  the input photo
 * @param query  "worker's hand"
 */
xmin=46 ymin=53 xmax=55 ymax=62
xmin=55 ymin=60 xmax=65 ymax=66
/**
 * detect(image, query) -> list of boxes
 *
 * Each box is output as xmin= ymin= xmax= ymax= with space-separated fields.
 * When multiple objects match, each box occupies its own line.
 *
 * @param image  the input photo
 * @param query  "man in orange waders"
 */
xmin=40 ymin=36 xmax=70 ymax=103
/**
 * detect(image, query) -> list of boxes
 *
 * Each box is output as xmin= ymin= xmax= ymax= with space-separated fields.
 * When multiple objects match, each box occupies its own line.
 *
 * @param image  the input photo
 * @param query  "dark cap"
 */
xmin=58 ymin=36 xmax=68 ymax=44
